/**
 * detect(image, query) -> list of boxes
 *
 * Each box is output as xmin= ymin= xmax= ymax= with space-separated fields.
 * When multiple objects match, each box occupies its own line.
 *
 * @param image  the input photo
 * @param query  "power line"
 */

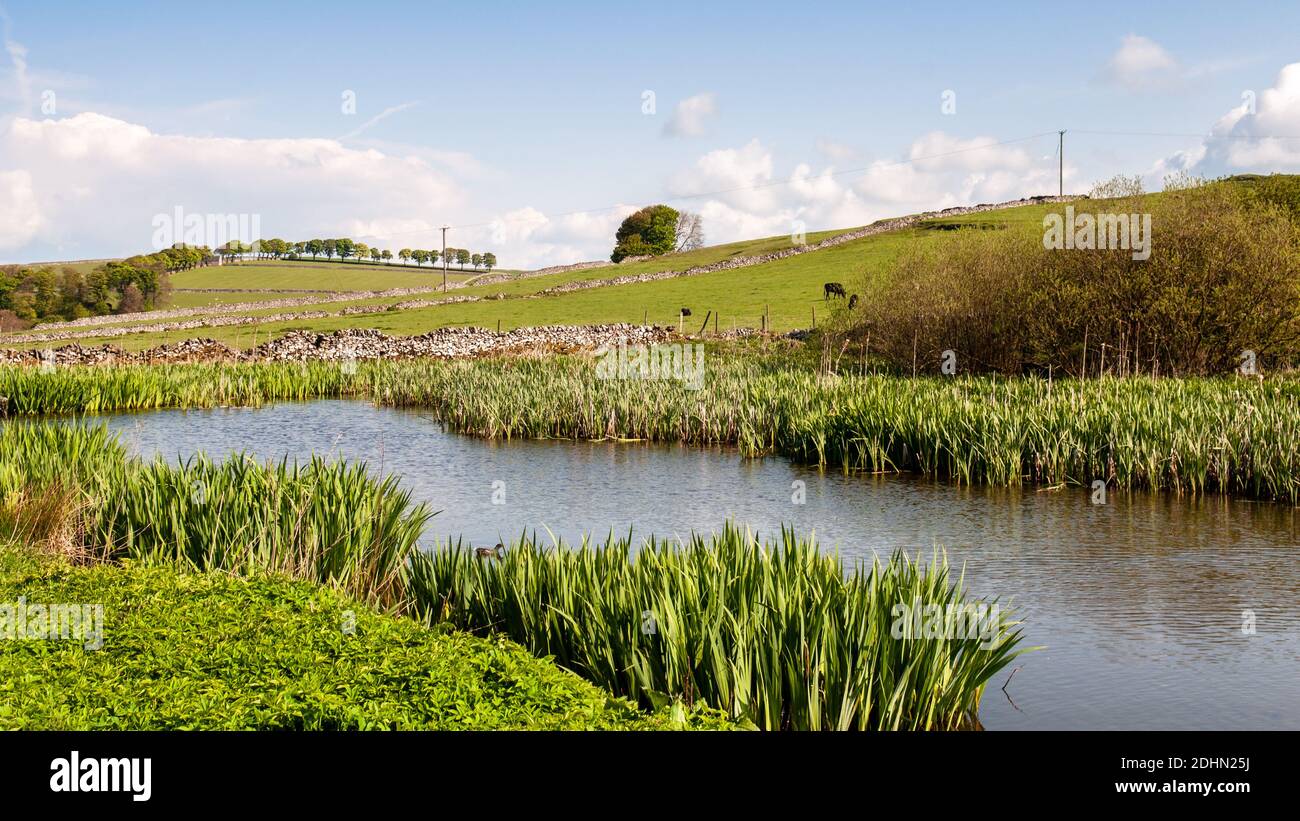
xmin=296 ymin=131 xmax=1060 ymax=241
xmin=444 ymin=131 xmax=1059 ymax=231
xmin=1069 ymin=128 xmax=1300 ymax=140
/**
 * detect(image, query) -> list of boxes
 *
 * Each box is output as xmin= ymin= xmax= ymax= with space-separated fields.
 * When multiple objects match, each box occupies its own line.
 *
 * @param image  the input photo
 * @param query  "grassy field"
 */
xmin=9 ymin=180 xmax=1295 ymax=351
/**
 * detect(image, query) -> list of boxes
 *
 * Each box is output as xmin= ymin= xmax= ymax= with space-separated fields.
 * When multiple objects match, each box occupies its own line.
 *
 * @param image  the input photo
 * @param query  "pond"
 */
xmin=91 ymin=399 xmax=1300 ymax=730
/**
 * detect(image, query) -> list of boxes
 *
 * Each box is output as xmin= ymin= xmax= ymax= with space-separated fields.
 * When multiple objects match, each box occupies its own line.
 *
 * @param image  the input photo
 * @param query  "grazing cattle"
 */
xmin=823 ymin=282 xmax=846 ymax=299
xmin=848 ymin=294 xmax=859 ymax=309
xmin=680 ymin=307 xmax=692 ymax=317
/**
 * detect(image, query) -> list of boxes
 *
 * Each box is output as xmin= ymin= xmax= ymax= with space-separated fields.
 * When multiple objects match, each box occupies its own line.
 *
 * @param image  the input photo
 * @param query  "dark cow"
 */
xmin=848 ymin=294 xmax=859 ymax=309
xmin=679 ymin=307 xmax=692 ymax=317
xmin=823 ymin=282 xmax=846 ymax=299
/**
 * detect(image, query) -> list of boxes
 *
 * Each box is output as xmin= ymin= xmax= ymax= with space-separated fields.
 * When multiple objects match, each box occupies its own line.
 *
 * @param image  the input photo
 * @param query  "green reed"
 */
xmin=0 ymin=422 xmax=431 ymax=607
xmin=369 ymin=356 xmax=1300 ymax=502
xmin=409 ymin=524 xmax=1026 ymax=731
xmin=4 ymin=355 xmax=1298 ymax=501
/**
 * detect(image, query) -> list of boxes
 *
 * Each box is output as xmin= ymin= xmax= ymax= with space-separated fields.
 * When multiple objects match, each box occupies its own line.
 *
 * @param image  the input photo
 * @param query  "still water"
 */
xmin=92 ymin=399 xmax=1299 ymax=730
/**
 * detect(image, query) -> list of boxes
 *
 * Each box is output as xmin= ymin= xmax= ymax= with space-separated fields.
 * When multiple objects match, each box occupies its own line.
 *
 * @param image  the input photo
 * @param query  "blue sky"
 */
xmin=2 ymin=0 xmax=1299 ymax=265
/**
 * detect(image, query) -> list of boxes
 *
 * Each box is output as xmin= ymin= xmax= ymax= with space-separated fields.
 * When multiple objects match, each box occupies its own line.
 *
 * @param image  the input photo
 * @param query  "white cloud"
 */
xmin=669 ymin=139 xmax=779 ymax=213
xmin=0 ymin=112 xmax=465 ymax=262
xmin=663 ymin=92 xmax=717 ymax=138
xmin=0 ymin=110 xmax=652 ymax=269
xmin=661 ymin=133 xmax=1069 ymax=248
xmin=0 ymin=110 xmax=1085 ymax=270
xmin=1103 ymin=34 xmax=1180 ymax=91
xmin=459 ymin=205 xmax=636 ymax=269
xmin=1153 ymin=62 xmax=1300 ymax=180
xmin=1100 ymin=34 xmax=1247 ymax=93
xmin=0 ymin=168 xmax=39 ymax=249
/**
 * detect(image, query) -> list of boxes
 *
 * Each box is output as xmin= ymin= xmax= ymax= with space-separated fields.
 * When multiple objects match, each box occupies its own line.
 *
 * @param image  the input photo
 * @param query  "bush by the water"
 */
xmin=850 ymin=177 xmax=1300 ymax=376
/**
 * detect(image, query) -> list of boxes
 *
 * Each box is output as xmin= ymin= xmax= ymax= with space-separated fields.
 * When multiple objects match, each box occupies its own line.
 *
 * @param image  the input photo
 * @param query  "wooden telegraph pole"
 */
xmin=1058 ymin=130 xmax=1065 ymax=196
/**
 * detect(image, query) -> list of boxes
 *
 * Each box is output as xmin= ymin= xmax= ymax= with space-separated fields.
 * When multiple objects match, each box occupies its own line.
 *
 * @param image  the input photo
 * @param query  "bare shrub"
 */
xmin=1090 ymin=173 xmax=1145 ymax=199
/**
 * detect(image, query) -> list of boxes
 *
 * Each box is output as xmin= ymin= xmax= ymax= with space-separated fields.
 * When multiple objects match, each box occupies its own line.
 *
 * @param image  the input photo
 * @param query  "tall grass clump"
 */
xmin=0 ymin=360 xmax=360 ymax=415
xmin=91 ymin=454 xmax=433 ymax=609
xmin=409 ymin=524 xmax=1026 ymax=731
xmin=0 ymin=421 xmax=431 ymax=606
xmin=0 ymin=423 xmax=124 ymax=555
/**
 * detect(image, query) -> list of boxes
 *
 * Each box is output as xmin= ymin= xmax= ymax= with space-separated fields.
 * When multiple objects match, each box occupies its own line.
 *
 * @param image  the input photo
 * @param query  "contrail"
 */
xmin=0 ymin=4 xmax=32 ymax=117
xmin=339 ymin=101 xmax=418 ymax=140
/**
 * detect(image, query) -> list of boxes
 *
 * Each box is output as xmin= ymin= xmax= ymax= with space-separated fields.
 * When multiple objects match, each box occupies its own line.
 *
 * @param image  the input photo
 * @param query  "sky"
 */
xmin=2 ymin=0 xmax=1300 ymax=266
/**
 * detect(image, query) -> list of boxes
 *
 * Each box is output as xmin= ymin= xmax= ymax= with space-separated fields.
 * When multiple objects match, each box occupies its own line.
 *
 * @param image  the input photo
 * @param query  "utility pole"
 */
xmin=440 ymin=225 xmax=449 ymax=292
xmin=1058 ymin=130 xmax=1065 ymax=197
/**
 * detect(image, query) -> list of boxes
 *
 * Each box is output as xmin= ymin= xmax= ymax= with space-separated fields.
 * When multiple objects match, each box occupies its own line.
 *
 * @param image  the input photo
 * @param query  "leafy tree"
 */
xmin=81 ymin=267 xmax=111 ymax=314
xmin=382 ymin=249 xmax=393 ymax=263
xmin=30 ymin=268 xmax=62 ymax=317
xmin=323 ymin=239 xmax=337 ymax=260
xmin=471 ymin=253 xmax=482 ymax=270
xmin=482 ymin=252 xmax=497 ymax=272
xmin=428 ymin=249 xmax=440 ymax=267
xmin=412 ymin=249 xmax=429 ymax=266
xmin=371 ymin=247 xmax=383 ymax=262
xmin=353 ymin=242 xmax=369 ymax=263
xmin=611 ymin=204 xmax=679 ymax=262
xmin=307 ymin=239 xmax=324 ymax=259
xmin=456 ymin=248 xmax=471 ymax=270
xmin=336 ymin=238 xmax=356 ymax=261
xmin=399 ymin=248 xmax=412 ymax=265
xmin=117 ymin=282 xmax=145 ymax=314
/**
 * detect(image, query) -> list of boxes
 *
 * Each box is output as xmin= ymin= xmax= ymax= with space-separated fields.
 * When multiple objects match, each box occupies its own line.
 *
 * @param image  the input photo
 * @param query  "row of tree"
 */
xmin=216 ymin=239 xmax=498 ymax=272
xmin=395 ymin=247 xmax=497 ymax=272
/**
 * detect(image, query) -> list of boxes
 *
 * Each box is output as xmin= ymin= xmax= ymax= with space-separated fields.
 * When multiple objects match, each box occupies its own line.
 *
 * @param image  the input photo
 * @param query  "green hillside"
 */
xmin=12 ymin=177 xmax=1298 ymax=352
